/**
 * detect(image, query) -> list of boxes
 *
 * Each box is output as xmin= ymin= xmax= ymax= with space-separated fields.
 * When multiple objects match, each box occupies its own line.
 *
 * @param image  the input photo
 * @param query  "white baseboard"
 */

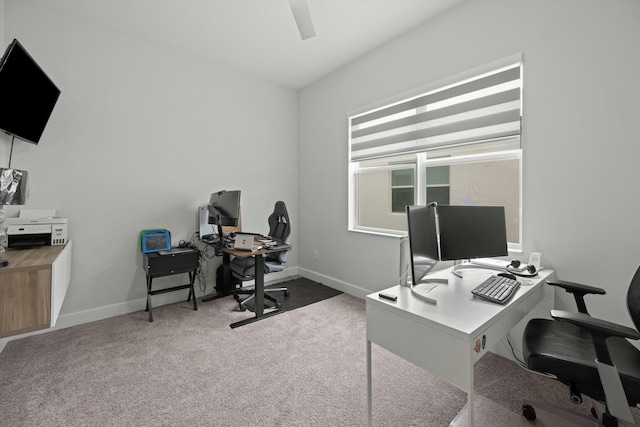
xmin=56 ymin=266 xmax=300 ymax=328
xmin=297 ymin=267 xmax=369 ymax=299
xmin=0 ymin=266 xmax=300 ymax=354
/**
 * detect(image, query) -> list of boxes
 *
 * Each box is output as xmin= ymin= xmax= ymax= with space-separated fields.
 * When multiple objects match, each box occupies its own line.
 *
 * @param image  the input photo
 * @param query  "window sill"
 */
xmin=349 ymin=226 xmax=406 ymax=239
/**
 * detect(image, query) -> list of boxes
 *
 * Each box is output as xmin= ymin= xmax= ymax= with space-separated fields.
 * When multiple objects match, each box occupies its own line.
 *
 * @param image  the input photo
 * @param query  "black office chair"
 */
xmin=522 ymin=267 xmax=640 ymax=426
xmin=230 ymin=201 xmax=291 ymax=311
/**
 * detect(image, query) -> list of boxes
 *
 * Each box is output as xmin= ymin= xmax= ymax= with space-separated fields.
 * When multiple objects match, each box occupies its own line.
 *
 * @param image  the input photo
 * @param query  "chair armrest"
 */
xmin=547 ymin=279 xmax=606 ymax=314
xmin=550 ymin=310 xmax=640 ymax=341
xmin=551 ymin=309 xmax=640 ymax=367
xmin=547 ymin=279 xmax=606 ymax=295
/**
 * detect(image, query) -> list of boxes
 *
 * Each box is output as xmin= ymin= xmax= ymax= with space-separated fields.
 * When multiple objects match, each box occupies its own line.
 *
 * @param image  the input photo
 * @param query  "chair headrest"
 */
xmin=268 ymin=201 xmax=290 ymax=243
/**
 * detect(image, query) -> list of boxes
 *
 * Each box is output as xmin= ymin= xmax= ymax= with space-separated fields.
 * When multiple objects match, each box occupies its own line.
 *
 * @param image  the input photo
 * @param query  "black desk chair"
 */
xmin=230 ymin=201 xmax=291 ymax=311
xmin=522 ymin=267 xmax=640 ymax=426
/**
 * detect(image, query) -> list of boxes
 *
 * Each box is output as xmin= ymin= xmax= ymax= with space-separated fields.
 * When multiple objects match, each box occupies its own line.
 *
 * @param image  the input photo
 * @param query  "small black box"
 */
xmin=144 ymin=249 xmax=199 ymax=276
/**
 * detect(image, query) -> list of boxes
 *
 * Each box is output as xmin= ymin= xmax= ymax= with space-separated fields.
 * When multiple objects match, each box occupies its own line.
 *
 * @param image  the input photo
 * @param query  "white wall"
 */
xmin=298 ymin=0 xmax=640 ymax=330
xmin=2 ymin=1 xmax=298 ymax=327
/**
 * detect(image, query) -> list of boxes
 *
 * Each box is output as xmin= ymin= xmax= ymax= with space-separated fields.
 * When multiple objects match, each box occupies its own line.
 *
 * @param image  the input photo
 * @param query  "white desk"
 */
xmin=366 ymin=267 xmax=554 ymax=426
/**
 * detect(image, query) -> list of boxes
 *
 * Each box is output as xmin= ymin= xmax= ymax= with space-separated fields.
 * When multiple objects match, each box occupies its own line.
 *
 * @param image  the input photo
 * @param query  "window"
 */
xmin=426 ymin=165 xmax=450 ymax=206
xmin=391 ymin=169 xmax=414 ymax=213
xmin=348 ymin=56 xmax=523 ymax=250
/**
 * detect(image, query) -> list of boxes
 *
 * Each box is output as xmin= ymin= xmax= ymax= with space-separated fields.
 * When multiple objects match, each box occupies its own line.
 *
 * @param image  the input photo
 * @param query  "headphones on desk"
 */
xmin=506 ymin=259 xmax=538 ymax=277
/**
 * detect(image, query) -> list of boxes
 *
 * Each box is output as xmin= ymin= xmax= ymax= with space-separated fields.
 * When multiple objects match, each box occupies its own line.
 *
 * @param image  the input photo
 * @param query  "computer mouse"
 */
xmin=498 ymin=272 xmax=517 ymax=280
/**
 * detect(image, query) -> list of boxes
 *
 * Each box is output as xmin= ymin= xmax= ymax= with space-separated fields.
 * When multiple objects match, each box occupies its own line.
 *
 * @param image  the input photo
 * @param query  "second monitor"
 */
xmin=436 ymin=204 xmax=509 ymax=278
xmin=437 ymin=205 xmax=508 ymax=262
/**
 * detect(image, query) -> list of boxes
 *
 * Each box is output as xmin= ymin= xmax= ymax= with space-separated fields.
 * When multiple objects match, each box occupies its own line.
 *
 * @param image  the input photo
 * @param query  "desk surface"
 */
xmin=1 ymin=245 xmax=65 ymax=272
xmin=367 ymin=267 xmax=553 ymax=342
xmin=221 ymin=235 xmax=291 ymax=259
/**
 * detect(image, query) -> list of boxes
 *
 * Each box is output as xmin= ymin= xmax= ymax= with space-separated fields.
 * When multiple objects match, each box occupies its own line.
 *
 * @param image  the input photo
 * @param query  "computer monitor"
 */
xmin=406 ymin=204 xmax=439 ymax=285
xmin=208 ymin=190 xmax=241 ymax=227
xmin=406 ymin=204 xmax=448 ymax=302
xmin=437 ymin=205 xmax=508 ymax=277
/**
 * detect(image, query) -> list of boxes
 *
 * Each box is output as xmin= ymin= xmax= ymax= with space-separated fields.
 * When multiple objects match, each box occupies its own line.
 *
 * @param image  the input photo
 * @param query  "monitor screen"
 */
xmin=406 ymin=204 xmax=440 ymax=285
xmin=437 ymin=205 xmax=508 ymax=261
xmin=208 ymin=190 xmax=241 ymax=226
xmin=0 ymin=39 xmax=61 ymax=145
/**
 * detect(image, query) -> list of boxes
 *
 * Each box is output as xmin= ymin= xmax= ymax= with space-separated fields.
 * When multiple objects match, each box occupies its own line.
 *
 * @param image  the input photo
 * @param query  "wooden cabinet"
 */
xmin=0 ymin=241 xmax=72 ymax=338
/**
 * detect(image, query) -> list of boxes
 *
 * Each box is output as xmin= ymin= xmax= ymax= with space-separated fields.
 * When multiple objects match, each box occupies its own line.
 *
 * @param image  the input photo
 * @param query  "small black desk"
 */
xmin=143 ymin=249 xmax=199 ymax=322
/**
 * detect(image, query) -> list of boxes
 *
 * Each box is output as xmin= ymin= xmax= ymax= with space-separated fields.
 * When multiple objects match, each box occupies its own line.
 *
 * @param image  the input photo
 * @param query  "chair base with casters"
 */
xmin=521 ymin=398 xmax=607 ymax=426
xmin=233 ymin=284 xmax=290 ymax=311
xmin=230 ymin=256 xmax=290 ymax=312
xmin=522 ymin=274 xmax=640 ymax=427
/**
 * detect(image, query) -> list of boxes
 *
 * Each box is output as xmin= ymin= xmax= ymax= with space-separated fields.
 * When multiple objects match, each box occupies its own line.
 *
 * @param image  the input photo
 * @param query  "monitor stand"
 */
xmin=410 ymin=277 xmax=448 ymax=304
xmin=451 ymin=260 xmax=506 ymax=278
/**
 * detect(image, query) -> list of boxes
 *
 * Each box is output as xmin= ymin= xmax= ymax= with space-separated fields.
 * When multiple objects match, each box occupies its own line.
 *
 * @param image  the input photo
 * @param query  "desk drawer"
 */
xmin=144 ymin=251 xmax=199 ymax=276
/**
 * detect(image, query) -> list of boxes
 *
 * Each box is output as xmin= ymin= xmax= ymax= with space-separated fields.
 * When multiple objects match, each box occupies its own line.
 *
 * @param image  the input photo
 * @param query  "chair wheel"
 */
xmin=284 ymin=290 xmax=290 ymax=297
xmin=522 ymin=404 xmax=536 ymax=421
xmin=570 ymin=393 xmax=583 ymax=404
xmin=239 ymin=304 xmax=246 ymax=312
xmin=275 ymin=301 xmax=282 ymax=309
xmin=233 ymin=294 xmax=240 ymax=300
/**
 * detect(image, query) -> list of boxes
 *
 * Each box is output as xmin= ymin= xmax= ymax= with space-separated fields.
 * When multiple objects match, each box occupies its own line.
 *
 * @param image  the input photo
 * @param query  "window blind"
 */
xmin=349 ymin=63 xmax=522 ymax=162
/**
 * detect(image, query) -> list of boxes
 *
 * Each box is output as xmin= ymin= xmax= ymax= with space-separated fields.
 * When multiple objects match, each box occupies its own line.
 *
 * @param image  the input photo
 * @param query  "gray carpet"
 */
xmin=1 ymin=290 xmax=638 ymax=426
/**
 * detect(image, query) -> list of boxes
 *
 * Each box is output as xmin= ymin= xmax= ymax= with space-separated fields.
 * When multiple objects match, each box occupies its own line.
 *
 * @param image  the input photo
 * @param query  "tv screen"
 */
xmin=437 ymin=205 xmax=508 ymax=261
xmin=406 ymin=204 xmax=440 ymax=285
xmin=0 ymin=39 xmax=61 ymax=144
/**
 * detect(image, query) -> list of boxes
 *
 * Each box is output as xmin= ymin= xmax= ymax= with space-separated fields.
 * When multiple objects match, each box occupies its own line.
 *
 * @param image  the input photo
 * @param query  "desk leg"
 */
xmin=188 ymin=271 xmax=198 ymax=311
xmin=367 ymin=339 xmax=372 ymax=427
xmin=254 ymin=254 xmax=265 ymax=318
xmin=146 ymin=275 xmax=154 ymax=323
xmin=468 ymin=363 xmax=474 ymax=427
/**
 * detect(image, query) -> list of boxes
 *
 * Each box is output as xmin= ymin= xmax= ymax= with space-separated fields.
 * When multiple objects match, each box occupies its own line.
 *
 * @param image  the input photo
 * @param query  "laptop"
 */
xmin=233 ymin=233 xmax=255 ymax=251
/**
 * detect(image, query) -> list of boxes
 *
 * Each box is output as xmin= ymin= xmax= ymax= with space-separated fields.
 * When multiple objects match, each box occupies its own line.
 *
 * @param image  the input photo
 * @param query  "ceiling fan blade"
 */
xmin=288 ymin=0 xmax=316 ymax=40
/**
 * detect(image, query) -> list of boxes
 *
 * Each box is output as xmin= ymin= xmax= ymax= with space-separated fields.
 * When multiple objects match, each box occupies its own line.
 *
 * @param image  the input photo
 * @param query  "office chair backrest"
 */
xmin=628 ymin=265 xmax=640 ymax=331
xmin=267 ymin=201 xmax=290 ymax=264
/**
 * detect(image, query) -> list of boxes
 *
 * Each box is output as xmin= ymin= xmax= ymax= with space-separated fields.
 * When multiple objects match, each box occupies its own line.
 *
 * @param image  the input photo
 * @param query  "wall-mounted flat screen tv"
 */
xmin=0 ymin=39 xmax=61 ymax=145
